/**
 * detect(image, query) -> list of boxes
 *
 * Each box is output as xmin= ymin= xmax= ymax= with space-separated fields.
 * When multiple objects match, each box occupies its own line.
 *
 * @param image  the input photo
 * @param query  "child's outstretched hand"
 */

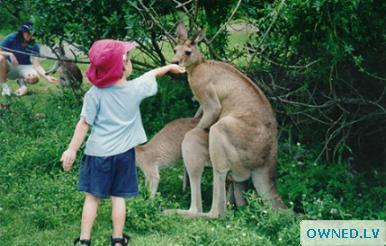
xmin=168 ymin=64 xmax=186 ymax=74
xmin=61 ymin=149 xmax=76 ymax=171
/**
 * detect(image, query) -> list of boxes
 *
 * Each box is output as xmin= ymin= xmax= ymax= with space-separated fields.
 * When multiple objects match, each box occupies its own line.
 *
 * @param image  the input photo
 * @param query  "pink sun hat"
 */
xmin=86 ymin=39 xmax=137 ymax=88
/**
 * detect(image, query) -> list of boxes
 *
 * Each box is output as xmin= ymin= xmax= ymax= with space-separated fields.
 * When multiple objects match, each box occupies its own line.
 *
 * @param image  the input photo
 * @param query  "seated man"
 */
xmin=0 ymin=21 xmax=57 ymax=96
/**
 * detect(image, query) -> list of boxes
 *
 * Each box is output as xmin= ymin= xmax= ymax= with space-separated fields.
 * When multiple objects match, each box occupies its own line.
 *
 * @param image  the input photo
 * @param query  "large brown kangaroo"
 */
xmin=164 ymin=23 xmax=286 ymax=219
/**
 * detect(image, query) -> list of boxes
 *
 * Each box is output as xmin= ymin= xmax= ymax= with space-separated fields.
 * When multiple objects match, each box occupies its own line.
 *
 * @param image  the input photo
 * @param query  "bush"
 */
xmin=241 ymin=0 xmax=386 ymax=167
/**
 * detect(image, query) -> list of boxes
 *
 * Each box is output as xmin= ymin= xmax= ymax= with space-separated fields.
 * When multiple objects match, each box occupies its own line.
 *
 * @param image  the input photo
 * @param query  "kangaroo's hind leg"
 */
xmin=227 ymin=180 xmax=247 ymax=207
xmin=251 ymin=164 xmax=286 ymax=209
xmin=164 ymin=128 xmax=209 ymax=217
xmin=204 ymin=117 xmax=241 ymax=218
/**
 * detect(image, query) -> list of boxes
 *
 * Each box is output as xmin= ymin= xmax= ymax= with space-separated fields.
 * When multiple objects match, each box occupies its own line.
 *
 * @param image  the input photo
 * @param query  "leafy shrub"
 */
xmin=241 ymin=0 xmax=386 ymax=166
xmin=125 ymin=194 xmax=174 ymax=233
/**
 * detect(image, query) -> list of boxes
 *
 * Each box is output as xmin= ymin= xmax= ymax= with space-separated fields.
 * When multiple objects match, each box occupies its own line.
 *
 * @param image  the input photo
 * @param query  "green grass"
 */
xmin=0 ymin=31 xmax=385 ymax=246
xmin=0 ymin=30 xmax=10 ymax=39
xmin=0 ymin=73 xmax=384 ymax=245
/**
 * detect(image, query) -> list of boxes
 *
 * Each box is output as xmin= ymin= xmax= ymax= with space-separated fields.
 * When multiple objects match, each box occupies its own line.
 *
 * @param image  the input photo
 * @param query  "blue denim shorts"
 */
xmin=78 ymin=148 xmax=139 ymax=199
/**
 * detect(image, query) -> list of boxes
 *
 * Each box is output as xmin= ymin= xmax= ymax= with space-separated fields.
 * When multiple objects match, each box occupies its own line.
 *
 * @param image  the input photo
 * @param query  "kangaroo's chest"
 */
xmin=187 ymin=76 xmax=201 ymax=99
xmin=187 ymin=70 xmax=219 ymax=93
xmin=188 ymin=75 xmax=229 ymax=106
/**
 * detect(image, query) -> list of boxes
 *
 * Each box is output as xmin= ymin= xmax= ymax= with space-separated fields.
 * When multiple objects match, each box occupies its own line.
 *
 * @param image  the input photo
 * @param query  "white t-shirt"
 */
xmin=81 ymin=72 xmax=157 ymax=157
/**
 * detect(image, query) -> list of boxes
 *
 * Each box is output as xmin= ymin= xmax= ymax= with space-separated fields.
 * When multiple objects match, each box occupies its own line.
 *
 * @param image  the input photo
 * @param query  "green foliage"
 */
xmin=278 ymin=144 xmax=386 ymax=221
xmin=240 ymin=0 xmax=386 ymax=167
xmin=0 ymin=8 xmax=15 ymax=31
xmin=28 ymin=0 xmax=239 ymax=66
xmin=0 ymin=0 xmax=33 ymax=29
xmin=30 ymin=0 xmax=131 ymax=50
xmin=125 ymin=194 xmax=174 ymax=233
xmin=1 ymin=1 xmax=385 ymax=245
xmin=245 ymin=0 xmax=385 ymax=69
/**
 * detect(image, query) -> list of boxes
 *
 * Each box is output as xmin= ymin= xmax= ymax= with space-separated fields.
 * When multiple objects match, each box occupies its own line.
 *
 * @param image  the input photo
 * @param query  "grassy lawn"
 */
xmin=0 ymin=29 xmax=385 ymax=246
xmin=0 ymin=30 xmax=10 ymax=39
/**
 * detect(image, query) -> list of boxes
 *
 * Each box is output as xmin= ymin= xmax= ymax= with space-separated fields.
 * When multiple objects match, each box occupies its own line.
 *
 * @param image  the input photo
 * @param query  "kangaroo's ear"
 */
xmin=191 ymin=29 xmax=205 ymax=44
xmin=176 ymin=22 xmax=188 ymax=44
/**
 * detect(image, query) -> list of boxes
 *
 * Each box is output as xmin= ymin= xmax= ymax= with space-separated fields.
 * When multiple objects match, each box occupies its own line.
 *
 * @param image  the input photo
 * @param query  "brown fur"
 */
xmin=164 ymin=23 xmax=285 ymax=219
xmin=135 ymin=118 xmax=199 ymax=196
xmin=136 ymin=117 xmax=248 ymax=207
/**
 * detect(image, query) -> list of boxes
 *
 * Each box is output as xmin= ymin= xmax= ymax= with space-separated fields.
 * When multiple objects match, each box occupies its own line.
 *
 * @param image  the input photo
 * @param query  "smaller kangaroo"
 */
xmin=46 ymin=44 xmax=83 ymax=94
xmin=136 ymin=117 xmax=249 ymax=207
xmin=135 ymin=118 xmax=200 ymax=197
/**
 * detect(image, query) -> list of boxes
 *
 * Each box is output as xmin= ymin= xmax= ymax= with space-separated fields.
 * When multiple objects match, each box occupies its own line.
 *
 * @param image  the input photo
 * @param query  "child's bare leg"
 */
xmin=80 ymin=193 xmax=100 ymax=240
xmin=111 ymin=196 xmax=126 ymax=238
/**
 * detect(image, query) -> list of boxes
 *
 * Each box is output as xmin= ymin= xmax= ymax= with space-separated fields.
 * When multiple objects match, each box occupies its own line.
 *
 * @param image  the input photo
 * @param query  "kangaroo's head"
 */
xmin=171 ymin=22 xmax=205 ymax=68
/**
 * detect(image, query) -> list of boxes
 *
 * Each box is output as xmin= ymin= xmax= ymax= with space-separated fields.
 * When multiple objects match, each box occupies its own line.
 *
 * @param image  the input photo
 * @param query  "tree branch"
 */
xmin=209 ymin=0 xmax=242 ymax=44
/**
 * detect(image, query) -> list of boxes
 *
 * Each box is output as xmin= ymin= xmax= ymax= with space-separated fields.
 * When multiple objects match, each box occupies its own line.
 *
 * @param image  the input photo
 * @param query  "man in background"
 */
xmin=0 ymin=20 xmax=57 ymax=96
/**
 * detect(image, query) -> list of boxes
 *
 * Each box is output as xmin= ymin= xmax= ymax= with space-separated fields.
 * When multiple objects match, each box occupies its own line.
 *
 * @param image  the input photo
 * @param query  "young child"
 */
xmin=60 ymin=39 xmax=185 ymax=246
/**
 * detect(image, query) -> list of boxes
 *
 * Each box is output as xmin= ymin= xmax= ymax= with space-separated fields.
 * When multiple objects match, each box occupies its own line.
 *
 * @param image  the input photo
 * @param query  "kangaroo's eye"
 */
xmin=185 ymin=51 xmax=192 ymax=56
xmin=173 ymin=48 xmax=177 ymax=53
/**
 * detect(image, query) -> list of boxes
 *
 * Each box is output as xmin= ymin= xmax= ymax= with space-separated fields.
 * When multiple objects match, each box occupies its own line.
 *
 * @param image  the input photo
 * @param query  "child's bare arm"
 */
xmin=61 ymin=117 xmax=90 ymax=171
xmin=148 ymin=64 xmax=185 ymax=77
